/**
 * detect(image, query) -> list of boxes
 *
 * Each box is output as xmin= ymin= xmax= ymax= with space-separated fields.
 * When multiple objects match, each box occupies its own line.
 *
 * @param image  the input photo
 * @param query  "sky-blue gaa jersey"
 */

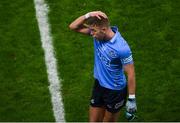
xmin=93 ymin=26 xmax=133 ymax=90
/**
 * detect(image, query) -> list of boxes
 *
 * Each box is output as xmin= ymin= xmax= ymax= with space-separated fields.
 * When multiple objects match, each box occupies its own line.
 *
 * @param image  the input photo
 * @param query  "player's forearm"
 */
xmin=69 ymin=11 xmax=108 ymax=31
xmin=127 ymin=73 xmax=136 ymax=96
xmin=69 ymin=15 xmax=86 ymax=30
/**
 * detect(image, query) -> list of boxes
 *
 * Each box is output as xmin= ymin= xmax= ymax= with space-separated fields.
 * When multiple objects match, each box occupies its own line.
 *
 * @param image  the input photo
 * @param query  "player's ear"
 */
xmin=102 ymin=27 xmax=107 ymax=34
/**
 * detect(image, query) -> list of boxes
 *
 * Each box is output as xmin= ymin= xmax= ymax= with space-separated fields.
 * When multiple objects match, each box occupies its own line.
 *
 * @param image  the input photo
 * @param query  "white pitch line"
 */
xmin=34 ymin=0 xmax=65 ymax=122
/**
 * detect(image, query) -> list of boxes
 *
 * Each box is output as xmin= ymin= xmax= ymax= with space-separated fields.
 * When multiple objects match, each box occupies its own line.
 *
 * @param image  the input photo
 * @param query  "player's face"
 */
xmin=89 ymin=25 xmax=106 ymax=41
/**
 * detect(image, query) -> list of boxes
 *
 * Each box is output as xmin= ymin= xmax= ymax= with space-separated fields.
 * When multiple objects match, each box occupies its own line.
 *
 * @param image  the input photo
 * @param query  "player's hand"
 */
xmin=85 ymin=11 xmax=108 ymax=19
xmin=125 ymin=98 xmax=137 ymax=121
xmin=126 ymin=98 xmax=137 ymax=113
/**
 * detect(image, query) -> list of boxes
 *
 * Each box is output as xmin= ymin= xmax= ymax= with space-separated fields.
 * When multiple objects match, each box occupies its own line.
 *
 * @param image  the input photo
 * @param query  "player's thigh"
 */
xmin=103 ymin=110 xmax=120 ymax=122
xmin=103 ymin=86 xmax=127 ymax=121
xmin=104 ymin=86 xmax=127 ymax=113
xmin=89 ymin=106 xmax=106 ymax=122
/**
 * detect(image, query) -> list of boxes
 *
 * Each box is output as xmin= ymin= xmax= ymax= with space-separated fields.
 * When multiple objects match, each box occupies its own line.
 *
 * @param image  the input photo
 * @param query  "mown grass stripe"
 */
xmin=34 ymin=0 xmax=65 ymax=121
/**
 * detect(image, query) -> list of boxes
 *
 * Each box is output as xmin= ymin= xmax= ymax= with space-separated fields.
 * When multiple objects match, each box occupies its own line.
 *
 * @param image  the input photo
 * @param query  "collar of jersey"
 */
xmin=109 ymin=26 xmax=119 ymax=43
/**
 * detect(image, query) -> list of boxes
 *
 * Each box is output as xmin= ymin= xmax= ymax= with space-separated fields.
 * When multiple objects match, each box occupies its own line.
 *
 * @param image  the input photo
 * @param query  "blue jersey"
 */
xmin=93 ymin=26 xmax=133 ymax=90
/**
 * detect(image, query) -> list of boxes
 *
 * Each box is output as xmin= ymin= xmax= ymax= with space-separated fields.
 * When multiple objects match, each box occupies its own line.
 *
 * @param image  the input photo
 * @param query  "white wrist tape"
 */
xmin=129 ymin=94 xmax=135 ymax=99
xmin=84 ymin=13 xmax=90 ymax=19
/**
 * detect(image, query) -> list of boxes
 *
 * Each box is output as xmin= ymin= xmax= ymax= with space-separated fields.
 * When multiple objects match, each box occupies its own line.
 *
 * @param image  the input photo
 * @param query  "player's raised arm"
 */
xmin=69 ymin=11 xmax=108 ymax=35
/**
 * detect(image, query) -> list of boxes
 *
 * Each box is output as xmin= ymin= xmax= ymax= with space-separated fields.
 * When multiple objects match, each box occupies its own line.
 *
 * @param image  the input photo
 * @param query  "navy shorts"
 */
xmin=90 ymin=79 xmax=127 ymax=113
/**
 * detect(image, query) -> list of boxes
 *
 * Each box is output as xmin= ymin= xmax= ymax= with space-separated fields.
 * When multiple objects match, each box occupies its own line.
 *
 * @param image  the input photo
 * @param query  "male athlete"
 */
xmin=69 ymin=11 xmax=137 ymax=122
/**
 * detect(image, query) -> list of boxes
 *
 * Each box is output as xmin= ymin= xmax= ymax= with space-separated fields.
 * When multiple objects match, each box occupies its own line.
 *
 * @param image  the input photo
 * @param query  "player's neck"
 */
xmin=104 ymin=28 xmax=115 ymax=41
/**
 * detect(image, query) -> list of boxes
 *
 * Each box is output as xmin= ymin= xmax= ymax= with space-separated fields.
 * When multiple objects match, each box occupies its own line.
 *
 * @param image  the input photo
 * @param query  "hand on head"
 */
xmin=87 ymin=11 xmax=108 ymax=20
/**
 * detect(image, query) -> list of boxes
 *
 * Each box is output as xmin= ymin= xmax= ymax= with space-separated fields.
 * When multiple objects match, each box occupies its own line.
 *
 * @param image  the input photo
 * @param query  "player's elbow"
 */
xmin=69 ymin=24 xmax=73 ymax=30
xmin=69 ymin=24 xmax=73 ymax=29
xmin=69 ymin=23 xmax=76 ymax=31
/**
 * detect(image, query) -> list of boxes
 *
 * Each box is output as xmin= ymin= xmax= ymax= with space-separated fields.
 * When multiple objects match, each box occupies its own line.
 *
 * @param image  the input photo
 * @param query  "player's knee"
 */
xmin=103 ymin=110 xmax=120 ymax=122
xmin=89 ymin=107 xmax=105 ymax=122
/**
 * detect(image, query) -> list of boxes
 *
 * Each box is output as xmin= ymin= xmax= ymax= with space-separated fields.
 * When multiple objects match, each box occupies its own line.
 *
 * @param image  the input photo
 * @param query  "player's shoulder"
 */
xmin=110 ymin=26 xmax=132 ymax=58
xmin=116 ymin=40 xmax=132 ymax=58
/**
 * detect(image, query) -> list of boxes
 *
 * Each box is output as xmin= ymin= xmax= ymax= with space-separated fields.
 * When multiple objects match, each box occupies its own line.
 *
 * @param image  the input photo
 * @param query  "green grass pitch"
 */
xmin=0 ymin=0 xmax=179 ymax=121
